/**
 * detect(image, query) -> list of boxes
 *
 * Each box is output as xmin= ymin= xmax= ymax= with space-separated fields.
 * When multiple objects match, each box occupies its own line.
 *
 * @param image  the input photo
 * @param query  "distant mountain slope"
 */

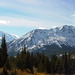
xmin=0 ymin=31 xmax=19 ymax=44
xmin=8 ymin=25 xmax=75 ymax=55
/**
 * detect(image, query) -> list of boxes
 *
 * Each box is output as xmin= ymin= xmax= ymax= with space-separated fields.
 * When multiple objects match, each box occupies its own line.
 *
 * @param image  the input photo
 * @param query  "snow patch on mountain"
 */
xmin=0 ymin=31 xmax=19 ymax=44
xmin=8 ymin=25 xmax=75 ymax=52
xmin=11 ymin=34 xmax=19 ymax=38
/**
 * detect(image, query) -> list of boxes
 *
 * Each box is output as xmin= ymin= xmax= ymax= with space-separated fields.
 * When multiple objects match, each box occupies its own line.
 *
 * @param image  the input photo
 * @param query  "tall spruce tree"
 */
xmin=64 ymin=52 xmax=69 ymax=74
xmin=0 ymin=48 xmax=3 ymax=67
xmin=51 ymin=54 xmax=58 ymax=73
xmin=1 ymin=35 xmax=8 ymax=65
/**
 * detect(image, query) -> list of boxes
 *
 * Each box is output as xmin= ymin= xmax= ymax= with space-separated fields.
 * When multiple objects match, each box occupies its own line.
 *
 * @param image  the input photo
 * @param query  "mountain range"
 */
xmin=0 ymin=25 xmax=75 ymax=57
xmin=6 ymin=25 xmax=75 ymax=56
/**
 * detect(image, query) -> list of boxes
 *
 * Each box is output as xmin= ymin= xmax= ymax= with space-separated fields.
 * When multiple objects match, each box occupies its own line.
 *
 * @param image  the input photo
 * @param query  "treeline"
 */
xmin=14 ymin=49 xmax=75 ymax=74
xmin=0 ymin=35 xmax=75 ymax=75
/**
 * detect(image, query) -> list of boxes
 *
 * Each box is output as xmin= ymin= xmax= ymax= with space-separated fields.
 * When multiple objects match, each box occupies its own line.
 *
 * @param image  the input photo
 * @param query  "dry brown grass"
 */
xmin=0 ymin=68 xmax=3 ymax=72
xmin=0 ymin=68 xmax=3 ymax=74
xmin=0 ymin=68 xmax=75 ymax=75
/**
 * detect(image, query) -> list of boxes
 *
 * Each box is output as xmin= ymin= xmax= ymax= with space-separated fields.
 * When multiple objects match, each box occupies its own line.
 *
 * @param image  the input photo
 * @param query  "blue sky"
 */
xmin=0 ymin=0 xmax=75 ymax=37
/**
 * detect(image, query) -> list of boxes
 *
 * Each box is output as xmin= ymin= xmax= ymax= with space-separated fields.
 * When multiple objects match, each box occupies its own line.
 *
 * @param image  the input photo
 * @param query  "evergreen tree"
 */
xmin=20 ymin=47 xmax=27 ymax=70
xmin=0 ymin=48 xmax=3 ymax=67
xmin=16 ymin=52 xmax=21 ymax=69
xmin=67 ymin=53 xmax=72 ymax=74
xmin=64 ymin=52 xmax=69 ymax=74
xmin=2 ymin=67 xmax=8 ymax=75
xmin=1 ymin=35 xmax=8 ymax=65
xmin=51 ymin=54 xmax=58 ymax=73
xmin=26 ymin=50 xmax=31 ymax=69
xmin=30 ymin=52 xmax=34 ymax=68
xmin=8 ymin=55 xmax=16 ymax=70
xmin=35 ymin=52 xmax=41 ymax=67
xmin=24 ymin=45 xmax=26 ymax=54
xmin=61 ymin=53 xmax=65 ymax=73
xmin=46 ymin=57 xmax=51 ymax=73
xmin=38 ymin=60 xmax=43 ymax=72
xmin=55 ymin=58 xmax=61 ymax=73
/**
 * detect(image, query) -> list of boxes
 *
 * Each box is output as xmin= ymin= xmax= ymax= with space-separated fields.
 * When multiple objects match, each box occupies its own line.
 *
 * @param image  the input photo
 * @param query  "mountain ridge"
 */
xmin=0 ymin=31 xmax=19 ymax=45
xmin=7 ymin=25 xmax=75 ymax=55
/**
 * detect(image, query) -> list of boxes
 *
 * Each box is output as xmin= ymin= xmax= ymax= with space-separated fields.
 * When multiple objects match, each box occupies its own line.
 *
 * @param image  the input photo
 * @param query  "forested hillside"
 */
xmin=0 ymin=36 xmax=75 ymax=75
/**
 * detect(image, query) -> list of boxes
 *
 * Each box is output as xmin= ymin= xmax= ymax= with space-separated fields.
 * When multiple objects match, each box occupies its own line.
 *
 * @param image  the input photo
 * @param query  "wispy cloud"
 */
xmin=0 ymin=15 xmax=75 ymax=29
xmin=0 ymin=20 xmax=9 ymax=25
xmin=0 ymin=16 xmax=49 ymax=28
xmin=18 ymin=0 xmax=40 ymax=4
xmin=0 ymin=0 xmax=75 ymax=29
xmin=71 ymin=14 xmax=75 ymax=17
xmin=38 ymin=27 xmax=46 ymax=29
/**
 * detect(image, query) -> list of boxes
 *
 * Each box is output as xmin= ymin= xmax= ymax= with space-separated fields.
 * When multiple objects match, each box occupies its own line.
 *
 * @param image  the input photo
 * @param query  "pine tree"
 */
xmin=0 ymin=48 xmax=3 ymax=67
xmin=1 ymin=35 xmax=8 ymax=65
xmin=24 ymin=45 xmax=26 ymax=54
xmin=68 ymin=53 xmax=72 ymax=74
xmin=38 ymin=60 xmax=43 ymax=72
xmin=26 ymin=50 xmax=30 ymax=68
xmin=16 ymin=52 xmax=22 ymax=69
xmin=20 ymin=47 xmax=27 ymax=70
xmin=51 ymin=54 xmax=58 ymax=73
xmin=64 ymin=52 xmax=68 ymax=74
xmin=2 ymin=67 xmax=8 ymax=75
xmin=30 ymin=52 xmax=34 ymax=67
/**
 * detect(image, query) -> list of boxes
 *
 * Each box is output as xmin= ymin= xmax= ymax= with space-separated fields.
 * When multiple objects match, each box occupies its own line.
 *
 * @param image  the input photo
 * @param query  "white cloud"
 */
xmin=71 ymin=14 xmax=75 ymax=17
xmin=0 ymin=16 xmax=49 ymax=28
xmin=0 ymin=16 xmax=75 ymax=29
xmin=0 ymin=20 xmax=9 ymax=24
xmin=38 ymin=27 xmax=46 ymax=29
xmin=52 ymin=25 xmax=57 ymax=28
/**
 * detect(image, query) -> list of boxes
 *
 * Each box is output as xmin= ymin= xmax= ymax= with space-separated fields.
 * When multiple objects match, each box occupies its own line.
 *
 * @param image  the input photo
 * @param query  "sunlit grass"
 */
xmin=0 ymin=68 xmax=75 ymax=75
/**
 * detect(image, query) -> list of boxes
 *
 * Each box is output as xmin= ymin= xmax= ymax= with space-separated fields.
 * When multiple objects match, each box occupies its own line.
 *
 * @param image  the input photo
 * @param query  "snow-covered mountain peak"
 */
xmin=8 ymin=25 xmax=75 ymax=53
xmin=58 ymin=25 xmax=75 ymax=31
xmin=0 ymin=31 xmax=19 ymax=44
xmin=11 ymin=34 xmax=19 ymax=39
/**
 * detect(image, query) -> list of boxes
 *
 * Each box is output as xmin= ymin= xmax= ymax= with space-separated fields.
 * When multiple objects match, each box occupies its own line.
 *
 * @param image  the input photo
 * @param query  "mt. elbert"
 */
xmin=1 ymin=25 xmax=75 ymax=56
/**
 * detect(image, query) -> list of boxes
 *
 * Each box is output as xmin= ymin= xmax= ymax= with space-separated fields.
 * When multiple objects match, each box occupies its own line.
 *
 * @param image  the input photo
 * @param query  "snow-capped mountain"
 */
xmin=8 ymin=25 xmax=75 ymax=54
xmin=0 ymin=31 xmax=19 ymax=44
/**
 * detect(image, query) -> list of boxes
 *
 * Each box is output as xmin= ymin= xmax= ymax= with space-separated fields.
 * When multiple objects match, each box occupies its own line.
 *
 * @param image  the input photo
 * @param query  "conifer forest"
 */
xmin=0 ymin=36 xmax=75 ymax=75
